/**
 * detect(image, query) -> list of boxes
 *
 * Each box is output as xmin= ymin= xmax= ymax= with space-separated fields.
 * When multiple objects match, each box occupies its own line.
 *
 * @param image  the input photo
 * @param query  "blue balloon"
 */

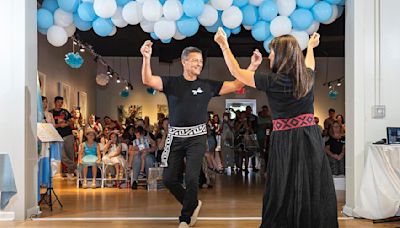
xmin=205 ymin=12 xmax=223 ymax=33
xmin=251 ymin=21 xmax=270 ymax=41
xmin=259 ymin=0 xmax=278 ymax=21
xmin=93 ymin=18 xmax=113 ymax=37
xmin=177 ymin=16 xmax=200 ymax=37
xmin=263 ymin=36 xmax=274 ymax=53
xmin=231 ymin=26 xmax=241 ymax=35
xmin=183 ymin=0 xmax=205 ymax=17
xmin=312 ymin=1 xmax=333 ymax=23
xmin=296 ymin=0 xmax=317 ymax=9
xmin=290 ymin=8 xmax=313 ymax=30
xmin=159 ymin=0 xmax=167 ymax=4
xmin=338 ymin=0 xmax=345 ymax=5
xmin=150 ymin=32 xmax=159 ymax=40
xmin=38 ymin=27 xmax=48 ymax=35
xmin=241 ymin=5 xmax=258 ymax=26
xmin=325 ymin=0 xmax=342 ymax=4
xmin=120 ymin=89 xmax=129 ymax=98
xmin=203 ymin=0 xmax=209 ymax=3
xmin=42 ymin=0 xmax=59 ymax=13
xmin=78 ymin=2 xmax=96 ymax=22
xmin=57 ymin=0 xmax=79 ymax=13
xmin=116 ymin=0 xmax=131 ymax=6
xmin=74 ymin=13 xmax=93 ymax=31
xmin=223 ymin=27 xmax=231 ymax=38
xmin=328 ymin=90 xmax=338 ymax=100
xmin=233 ymin=0 xmax=248 ymax=8
xmin=161 ymin=39 xmax=172 ymax=43
xmin=37 ymin=8 xmax=54 ymax=30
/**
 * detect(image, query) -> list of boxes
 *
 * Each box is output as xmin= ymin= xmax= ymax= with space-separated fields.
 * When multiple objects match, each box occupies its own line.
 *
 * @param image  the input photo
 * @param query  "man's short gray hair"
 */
xmin=181 ymin=47 xmax=202 ymax=60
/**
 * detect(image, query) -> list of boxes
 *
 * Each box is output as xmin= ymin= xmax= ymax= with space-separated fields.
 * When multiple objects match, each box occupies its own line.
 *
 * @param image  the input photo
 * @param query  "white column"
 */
xmin=0 ymin=0 xmax=38 ymax=220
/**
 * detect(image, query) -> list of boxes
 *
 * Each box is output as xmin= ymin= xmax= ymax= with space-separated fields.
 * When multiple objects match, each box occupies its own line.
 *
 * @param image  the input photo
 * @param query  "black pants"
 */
xmin=163 ymin=135 xmax=206 ymax=224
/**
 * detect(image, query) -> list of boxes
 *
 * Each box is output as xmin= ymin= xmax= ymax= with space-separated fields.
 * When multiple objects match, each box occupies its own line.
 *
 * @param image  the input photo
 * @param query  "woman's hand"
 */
xmin=250 ymin=49 xmax=263 ymax=68
xmin=214 ymin=27 xmax=229 ymax=50
xmin=141 ymin=40 xmax=153 ymax=59
xmin=308 ymin=32 xmax=320 ymax=49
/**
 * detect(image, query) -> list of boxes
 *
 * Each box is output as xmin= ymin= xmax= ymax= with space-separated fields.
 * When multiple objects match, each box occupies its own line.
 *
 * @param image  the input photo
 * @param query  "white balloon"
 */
xmin=122 ymin=1 xmax=143 ymax=25
xmin=65 ymin=24 xmax=76 ymax=37
xmin=290 ymin=30 xmax=309 ymax=50
xmin=140 ymin=20 xmax=155 ymax=33
xmin=244 ymin=25 xmax=252 ymax=30
xmin=173 ymin=30 xmax=186 ymax=40
xmin=142 ymin=0 xmax=163 ymax=22
xmin=322 ymin=5 xmax=338 ymax=25
xmin=154 ymin=18 xmax=176 ymax=40
xmin=197 ymin=4 xmax=218 ymax=27
xmin=54 ymin=9 xmax=73 ymax=27
xmin=96 ymin=73 xmax=109 ymax=86
xmin=94 ymin=0 xmax=118 ymax=18
xmin=47 ymin=25 xmax=68 ymax=47
xmin=306 ymin=21 xmax=320 ymax=35
xmin=270 ymin=16 xmax=292 ymax=37
xmin=163 ymin=0 xmax=184 ymax=21
xmin=112 ymin=7 xmax=128 ymax=28
xmin=210 ymin=0 xmax=233 ymax=11
xmin=276 ymin=0 xmax=296 ymax=16
xmin=249 ymin=0 xmax=264 ymax=6
xmin=109 ymin=26 xmax=117 ymax=36
xmin=222 ymin=6 xmax=243 ymax=29
xmin=82 ymin=0 xmax=94 ymax=2
xmin=136 ymin=0 xmax=146 ymax=3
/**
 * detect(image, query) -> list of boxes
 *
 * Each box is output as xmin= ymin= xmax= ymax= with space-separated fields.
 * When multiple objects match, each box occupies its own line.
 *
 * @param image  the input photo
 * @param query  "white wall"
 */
xmin=96 ymin=57 xmax=344 ymax=125
xmin=344 ymin=0 xmax=400 ymax=214
xmin=38 ymin=35 xmax=98 ymax=121
xmin=0 ymin=0 xmax=38 ymax=220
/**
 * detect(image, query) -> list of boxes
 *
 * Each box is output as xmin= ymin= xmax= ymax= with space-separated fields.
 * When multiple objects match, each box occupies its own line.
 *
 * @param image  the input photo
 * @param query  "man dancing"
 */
xmin=140 ymin=40 xmax=262 ymax=228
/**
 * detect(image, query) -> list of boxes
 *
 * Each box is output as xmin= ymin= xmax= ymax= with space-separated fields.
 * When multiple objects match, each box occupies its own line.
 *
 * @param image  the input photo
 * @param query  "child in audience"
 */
xmin=78 ymin=129 xmax=101 ymax=189
xmin=102 ymin=131 xmax=126 ymax=180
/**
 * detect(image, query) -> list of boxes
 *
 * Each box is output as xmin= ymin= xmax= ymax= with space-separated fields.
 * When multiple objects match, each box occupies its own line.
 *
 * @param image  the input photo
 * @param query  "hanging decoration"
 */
xmin=328 ymin=89 xmax=338 ymax=100
xmin=120 ymin=89 xmax=129 ymax=98
xmin=96 ymin=73 xmax=110 ymax=86
xmin=65 ymin=52 xmax=84 ymax=68
xmin=146 ymin=87 xmax=157 ymax=95
xmin=38 ymin=0 xmax=346 ymax=53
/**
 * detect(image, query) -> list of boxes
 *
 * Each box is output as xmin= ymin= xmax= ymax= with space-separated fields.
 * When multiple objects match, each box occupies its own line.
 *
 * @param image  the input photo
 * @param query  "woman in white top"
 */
xmin=41 ymin=96 xmax=55 ymax=125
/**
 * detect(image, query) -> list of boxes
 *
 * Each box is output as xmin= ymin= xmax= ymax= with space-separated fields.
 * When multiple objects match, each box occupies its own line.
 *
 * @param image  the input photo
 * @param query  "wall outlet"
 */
xmin=372 ymin=105 xmax=386 ymax=119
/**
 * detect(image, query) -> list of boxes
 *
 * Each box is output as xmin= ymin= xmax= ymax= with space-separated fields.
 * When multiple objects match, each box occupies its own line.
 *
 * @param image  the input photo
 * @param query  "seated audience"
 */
xmin=102 ymin=131 xmax=126 ymax=181
xmin=104 ymin=116 xmax=121 ymax=131
xmin=324 ymin=121 xmax=345 ymax=176
xmin=78 ymin=129 xmax=101 ymax=189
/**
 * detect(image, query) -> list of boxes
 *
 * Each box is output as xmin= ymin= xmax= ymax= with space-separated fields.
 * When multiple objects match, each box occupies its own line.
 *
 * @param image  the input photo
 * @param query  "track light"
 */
xmin=116 ymin=77 xmax=121 ymax=83
xmin=337 ymin=80 xmax=342 ymax=87
xmin=80 ymin=47 xmax=85 ymax=52
xmin=328 ymin=82 xmax=333 ymax=89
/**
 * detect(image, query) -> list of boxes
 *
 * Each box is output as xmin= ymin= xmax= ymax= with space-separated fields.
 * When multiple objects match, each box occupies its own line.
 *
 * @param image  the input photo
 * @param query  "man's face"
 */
xmin=314 ymin=117 xmax=319 ymax=124
xmin=182 ymin=52 xmax=203 ymax=76
xmin=55 ymin=99 xmax=63 ymax=109
xmin=246 ymin=107 xmax=252 ymax=115
xmin=329 ymin=111 xmax=335 ymax=118
xmin=104 ymin=118 xmax=111 ymax=124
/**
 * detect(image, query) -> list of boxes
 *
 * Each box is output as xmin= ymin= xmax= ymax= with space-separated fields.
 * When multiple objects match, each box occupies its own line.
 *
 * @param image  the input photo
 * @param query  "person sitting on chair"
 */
xmin=78 ymin=129 xmax=101 ymax=189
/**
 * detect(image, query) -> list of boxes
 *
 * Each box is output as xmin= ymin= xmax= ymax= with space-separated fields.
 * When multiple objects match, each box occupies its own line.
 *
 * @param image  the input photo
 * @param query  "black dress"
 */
xmin=254 ymin=70 xmax=338 ymax=228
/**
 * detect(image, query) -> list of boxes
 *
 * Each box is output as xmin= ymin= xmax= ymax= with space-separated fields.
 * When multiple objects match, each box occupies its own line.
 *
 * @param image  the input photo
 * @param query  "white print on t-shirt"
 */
xmin=192 ymin=87 xmax=204 ymax=96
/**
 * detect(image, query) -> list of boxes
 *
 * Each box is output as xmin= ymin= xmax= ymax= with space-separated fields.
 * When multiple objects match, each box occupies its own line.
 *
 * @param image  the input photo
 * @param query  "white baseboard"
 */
xmin=342 ymin=205 xmax=354 ymax=217
xmin=27 ymin=205 xmax=41 ymax=218
xmin=0 ymin=211 xmax=15 ymax=221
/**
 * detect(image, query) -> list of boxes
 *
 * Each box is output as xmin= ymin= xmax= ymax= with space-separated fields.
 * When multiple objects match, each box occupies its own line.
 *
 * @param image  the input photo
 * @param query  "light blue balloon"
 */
xmin=263 ymin=36 xmax=274 ymax=53
xmin=203 ymin=0 xmax=209 ymax=3
xmin=117 ymin=0 xmax=131 ymax=6
xmin=150 ymin=32 xmax=159 ymax=40
xmin=205 ymin=11 xmax=223 ymax=33
xmin=251 ymin=21 xmax=270 ymax=41
xmin=223 ymin=27 xmax=231 ymax=38
xmin=74 ymin=13 xmax=93 ymax=31
xmin=183 ymin=0 xmax=205 ymax=17
xmin=259 ymin=0 xmax=278 ymax=21
xmin=120 ymin=89 xmax=129 ymax=98
xmin=290 ymin=8 xmax=313 ymax=30
xmin=37 ymin=8 xmax=54 ymax=29
xmin=328 ymin=90 xmax=338 ymax=99
xmin=296 ymin=0 xmax=317 ymax=9
xmin=231 ymin=26 xmax=241 ymax=35
xmin=161 ymin=39 xmax=172 ymax=43
xmin=42 ymin=0 xmax=59 ymax=13
xmin=233 ymin=0 xmax=248 ymax=8
xmin=159 ymin=0 xmax=167 ymax=4
xmin=38 ymin=27 xmax=48 ymax=35
xmin=177 ymin=15 xmax=200 ymax=37
xmin=57 ymin=0 xmax=79 ymax=13
xmin=325 ymin=0 xmax=342 ymax=4
xmin=78 ymin=2 xmax=96 ymax=22
xmin=93 ymin=18 xmax=113 ymax=37
xmin=241 ymin=5 xmax=258 ymax=26
xmin=312 ymin=1 xmax=333 ymax=23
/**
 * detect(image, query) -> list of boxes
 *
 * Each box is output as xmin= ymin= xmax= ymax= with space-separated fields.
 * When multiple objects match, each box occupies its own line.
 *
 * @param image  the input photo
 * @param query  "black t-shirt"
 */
xmin=50 ymin=108 xmax=73 ymax=137
xmin=161 ymin=76 xmax=224 ymax=127
xmin=254 ymin=69 xmax=315 ymax=120
xmin=325 ymin=136 xmax=345 ymax=155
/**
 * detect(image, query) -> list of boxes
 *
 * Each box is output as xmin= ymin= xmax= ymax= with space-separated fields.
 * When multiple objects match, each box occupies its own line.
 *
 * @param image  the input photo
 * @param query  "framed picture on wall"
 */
xmin=58 ymin=82 xmax=71 ymax=110
xmin=78 ymin=91 xmax=87 ymax=121
xmin=38 ymin=71 xmax=46 ymax=96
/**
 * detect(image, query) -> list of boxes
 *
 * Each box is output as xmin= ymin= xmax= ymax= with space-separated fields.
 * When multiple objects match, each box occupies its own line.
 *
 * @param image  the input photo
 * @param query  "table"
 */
xmin=353 ymin=144 xmax=400 ymax=220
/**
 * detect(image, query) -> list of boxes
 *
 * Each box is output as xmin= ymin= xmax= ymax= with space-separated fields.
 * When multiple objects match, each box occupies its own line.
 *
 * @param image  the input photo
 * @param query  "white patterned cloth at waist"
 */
xmin=161 ymin=124 xmax=207 ymax=167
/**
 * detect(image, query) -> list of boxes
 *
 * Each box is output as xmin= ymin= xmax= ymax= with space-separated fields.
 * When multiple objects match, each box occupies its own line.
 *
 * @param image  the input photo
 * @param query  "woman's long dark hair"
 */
xmin=269 ymin=35 xmax=313 ymax=99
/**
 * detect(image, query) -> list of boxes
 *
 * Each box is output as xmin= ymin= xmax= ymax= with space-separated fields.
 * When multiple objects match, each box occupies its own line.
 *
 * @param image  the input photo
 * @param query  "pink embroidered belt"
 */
xmin=273 ymin=114 xmax=315 ymax=131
